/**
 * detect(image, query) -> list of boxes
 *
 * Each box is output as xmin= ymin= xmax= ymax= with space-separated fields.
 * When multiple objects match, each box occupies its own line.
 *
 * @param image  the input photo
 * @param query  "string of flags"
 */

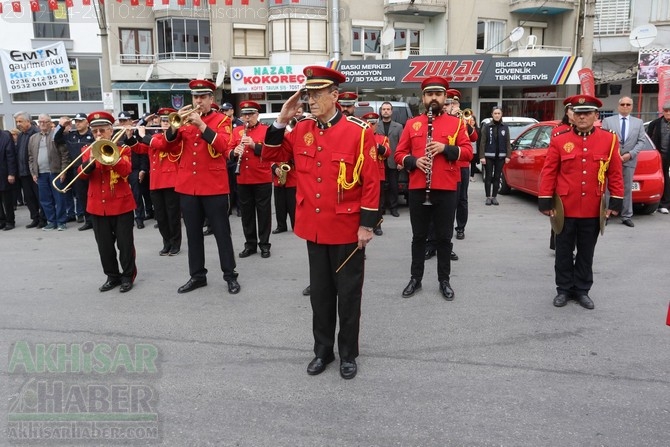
xmin=0 ymin=0 xmax=304 ymax=13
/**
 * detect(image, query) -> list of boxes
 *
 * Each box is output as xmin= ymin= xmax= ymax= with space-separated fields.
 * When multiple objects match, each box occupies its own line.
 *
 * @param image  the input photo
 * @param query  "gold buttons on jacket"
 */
xmin=316 ymin=162 xmax=321 ymax=167
xmin=315 ymin=208 xmax=320 ymax=213
xmin=316 ymin=193 xmax=321 ymax=198
xmin=582 ymin=170 xmax=587 ymax=174
xmin=317 ymin=147 xmax=322 ymax=152
xmin=317 ymin=178 xmax=322 ymax=183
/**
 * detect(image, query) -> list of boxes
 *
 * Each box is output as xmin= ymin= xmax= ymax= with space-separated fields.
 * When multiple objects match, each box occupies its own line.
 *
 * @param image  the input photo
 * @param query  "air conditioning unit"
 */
xmin=596 ymin=83 xmax=609 ymax=98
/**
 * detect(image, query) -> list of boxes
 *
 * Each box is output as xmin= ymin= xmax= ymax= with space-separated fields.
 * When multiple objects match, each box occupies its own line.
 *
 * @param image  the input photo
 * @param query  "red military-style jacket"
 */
xmin=78 ymin=144 xmax=134 ymax=216
xmin=167 ymin=110 xmax=233 ymax=196
xmin=459 ymin=120 xmax=478 ymax=169
xmin=374 ymin=134 xmax=390 ymax=181
xmin=263 ymin=113 xmax=380 ymax=245
xmin=395 ymin=112 xmax=473 ymax=191
xmin=128 ymin=132 xmax=179 ymax=190
xmin=539 ymin=126 xmax=624 ymax=218
xmin=229 ymin=121 xmax=272 ymax=185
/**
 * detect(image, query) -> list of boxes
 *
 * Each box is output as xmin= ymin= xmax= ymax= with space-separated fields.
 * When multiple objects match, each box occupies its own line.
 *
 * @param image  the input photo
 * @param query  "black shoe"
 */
xmin=37 ymin=221 xmax=47 ymax=229
xmin=66 ymin=216 xmax=76 ymax=223
xmin=78 ymin=222 xmax=93 ymax=231
xmin=577 ymin=294 xmax=594 ymax=310
xmin=236 ymin=209 xmax=241 ymax=217
xmin=119 ymin=281 xmax=133 ymax=293
xmin=136 ymin=220 xmax=145 ymax=229
xmin=402 ymin=278 xmax=422 ymax=298
xmin=272 ymin=227 xmax=287 ymax=234
xmin=340 ymin=359 xmax=357 ymax=379
xmin=491 ymin=197 xmax=499 ymax=205
xmin=424 ymin=248 xmax=436 ymax=260
xmin=450 ymin=251 xmax=459 ymax=261
xmin=145 ymin=212 xmax=154 ymax=220
xmin=439 ymin=280 xmax=455 ymax=301
xmin=622 ymin=218 xmax=634 ymax=227
xmin=99 ymin=278 xmax=121 ymax=292
xmin=390 ymin=208 xmax=399 ymax=217
xmin=159 ymin=245 xmax=171 ymax=256
xmin=177 ymin=278 xmax=207 ymax=294
xmin=76 ymin=215 xmax=85 ymax=223
xmin=373 ymin=227 xmax=383 ymax=236
xmin=227 ymin=279 xmax=241 ymax=294
xmin=302 ymin=285 xmax=311 ymax=296
xmin=26 ymin=220 xmax=39 ymax=229
xmin=260 ymin=248 xmax=271 ymax=258
xmin=239 ymin=248 xmax=257 ymax=258
xmin=307 ymin=356 xmax=334 ymax=375
xmin=203 ymin=227 xmax=214 ymax=236
xmin=169 ymin=247 xmax=180 ymax=256
xmin=3 ymin=224 xmax=15 ymax=231
xmin=553 ymin=293 xmax=569 ymax=307
xmin=456 ymin=230 xmax=465 ymax=240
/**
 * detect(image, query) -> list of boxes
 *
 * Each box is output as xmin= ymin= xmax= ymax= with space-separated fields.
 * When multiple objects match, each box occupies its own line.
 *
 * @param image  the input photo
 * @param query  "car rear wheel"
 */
xmin=498 ymin=172 xmax=511 ymax=195
xmin=634 ymin=202 xmax=659 ymax=215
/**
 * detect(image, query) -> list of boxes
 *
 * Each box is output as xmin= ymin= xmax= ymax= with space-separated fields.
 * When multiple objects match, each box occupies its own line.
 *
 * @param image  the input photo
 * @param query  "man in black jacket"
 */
xmin=0 ymin=130 xmax=18 ymax=230
xmin=13 ymin=111 xmax=44 ymax=228
xmin=646 ymin=101 xmax=670 ymax=214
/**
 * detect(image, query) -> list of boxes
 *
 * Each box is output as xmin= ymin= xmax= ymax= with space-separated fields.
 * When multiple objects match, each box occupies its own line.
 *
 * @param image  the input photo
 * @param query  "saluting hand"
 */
xmin=277 ymin=89 xmax=303 ymax=125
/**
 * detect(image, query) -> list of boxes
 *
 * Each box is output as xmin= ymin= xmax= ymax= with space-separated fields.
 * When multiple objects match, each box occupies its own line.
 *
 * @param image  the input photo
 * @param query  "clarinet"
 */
xmin=234 ymin=122 xmax=249 ymax=176
xmin=422 ymin=108 xmax=434 ymax=205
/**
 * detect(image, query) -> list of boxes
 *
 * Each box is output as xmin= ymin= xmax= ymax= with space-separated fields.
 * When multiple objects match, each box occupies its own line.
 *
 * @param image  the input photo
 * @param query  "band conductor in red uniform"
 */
xmin=78 ymin=111 xmax=137 ymax=293
xmin=538 ymin=94 xmax=624 ymax=309
xmin=165 ymin=79 xmax=241 ymax=295
xmin=263 ymin=66 xmax=380 ymax=379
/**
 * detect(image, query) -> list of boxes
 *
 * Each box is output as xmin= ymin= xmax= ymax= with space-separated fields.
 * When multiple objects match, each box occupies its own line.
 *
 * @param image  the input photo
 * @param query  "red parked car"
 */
xmin=500 ymin=120 xmax=664 ymax=214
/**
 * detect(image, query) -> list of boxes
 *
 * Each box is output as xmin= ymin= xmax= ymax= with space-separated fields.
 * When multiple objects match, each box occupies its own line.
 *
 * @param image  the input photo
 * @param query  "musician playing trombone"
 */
xmin=77 ymin=111 xmax=137 ymax=293
xmin=394 ymin=77 xmax=472 ymax=301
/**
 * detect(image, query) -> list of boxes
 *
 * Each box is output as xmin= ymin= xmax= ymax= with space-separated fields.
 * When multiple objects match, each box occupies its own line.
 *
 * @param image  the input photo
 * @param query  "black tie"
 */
xmin=621 ymin=117 xmax=626 ymax=143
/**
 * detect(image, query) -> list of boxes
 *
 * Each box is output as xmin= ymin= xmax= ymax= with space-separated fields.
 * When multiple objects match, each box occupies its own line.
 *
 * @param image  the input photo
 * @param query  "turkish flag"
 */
xmin=65 ymin=0 xmax=73 ymax=6
xmin=208 ymin=0 xmax=216 ymax=4
xmin=658 ymin=66 xmax=670 ymax=115
xmin=146 ymin=0 xmax=154 ymax=6
xmin=131 ymin=0 xmax=139 ymax=5
xmin=12 ymin=1 xmax=22 ymax=12
xmin=241 ymin=0 xmax=249 ymax=4
xmin=30 ymin=0 xmax=40 ymax=11
xmin=83 ymin=0 xmax=91 ymax=5
xmin=578 ymin=68 xmax=595 ymax=97
xmin=193 ymin=0 xmax=200 ymax=6
xmin=225 ymin=0 xmax=232 ymax=4
xmin=177 ymin=0 xmax=185 ymax=5
xmin=48 ymin=0 xmax=58 ymax=9
xmin=0 ymin=3 xmax=3 ymax=13
xmin=162 ymin=0 xmax=169 ymax=4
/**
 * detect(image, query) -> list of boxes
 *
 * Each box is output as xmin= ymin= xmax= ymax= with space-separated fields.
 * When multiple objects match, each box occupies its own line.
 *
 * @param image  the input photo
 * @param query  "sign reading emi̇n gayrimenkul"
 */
xmin=0 ymin=41 xmax=74 ymax=94
xmin=6 ymin=341 xmax=161 ymax=444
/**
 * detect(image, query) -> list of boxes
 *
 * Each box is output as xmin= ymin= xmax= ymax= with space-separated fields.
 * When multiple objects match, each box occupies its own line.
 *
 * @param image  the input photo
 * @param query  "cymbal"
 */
xmin=550 ymin=193 xmax=564 ymax=235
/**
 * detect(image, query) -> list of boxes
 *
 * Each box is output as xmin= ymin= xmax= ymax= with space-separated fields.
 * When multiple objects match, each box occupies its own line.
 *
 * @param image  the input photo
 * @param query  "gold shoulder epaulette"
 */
xmin=552 ymin=128 xmax=571 ymax=138
xmin=346 ymin=116 xmax=370 ymax=129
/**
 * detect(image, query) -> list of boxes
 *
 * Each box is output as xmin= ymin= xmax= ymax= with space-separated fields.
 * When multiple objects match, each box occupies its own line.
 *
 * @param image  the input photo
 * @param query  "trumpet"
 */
xmin=168 ymin=105 xmax=200 ymax=129
xmin=53 ymin=129 xmax=123 ymax=193
xmin=277 ymin=163 xmax=291 ymax=185
xmin=455 ymin=108 xmax=473 ymax=120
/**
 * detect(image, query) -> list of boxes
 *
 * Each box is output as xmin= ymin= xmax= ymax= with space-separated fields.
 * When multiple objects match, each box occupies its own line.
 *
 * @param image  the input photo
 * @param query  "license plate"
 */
xmin=632 ymin=182 xmax=640 ymax=191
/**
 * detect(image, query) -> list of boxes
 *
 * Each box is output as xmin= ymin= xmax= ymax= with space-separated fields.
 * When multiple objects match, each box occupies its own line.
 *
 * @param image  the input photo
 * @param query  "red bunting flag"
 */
xmin=30 ymin=0 xmax=41 ymax=11
xmin=82 ymin=0 xmax=91 ymax=5
xmin=0 ymin=3 xmax=3 ymax=13
xmin=208 ymin=0 xmax=216 ymax=4
xmin=12 ymin=1 xmax=22 ymax=12
xmin=225 ymin=0 xmax=232 ymax=4
xmin=131 ymin=0 xmax=139 ymax=5
xmin=177 ymin=0 xmax=185 ymax=5
xmin=241 ymin=0 xmax=249 ymax=4
xmin=65 ymin=0 xmax=73 ymax=6
xmin=146 ymin=0 xmax=154 ymax=6
xmin=48 ymin=0 xmax=58 ymax=10
xmin=162 ymin=0 xmax=169 ymax=4
xmin=193 ymin=0 xmax=200 ymax=6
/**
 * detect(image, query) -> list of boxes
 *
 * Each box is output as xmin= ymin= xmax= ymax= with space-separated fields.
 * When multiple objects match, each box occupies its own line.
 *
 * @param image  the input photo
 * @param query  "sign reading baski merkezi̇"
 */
xmin=0 ymin=42 xmax=74 ymax=94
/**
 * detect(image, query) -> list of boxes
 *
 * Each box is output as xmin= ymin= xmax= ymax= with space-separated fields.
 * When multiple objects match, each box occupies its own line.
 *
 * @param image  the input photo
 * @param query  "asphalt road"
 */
xmin=1 ymin=181 xmax=669 ymax=446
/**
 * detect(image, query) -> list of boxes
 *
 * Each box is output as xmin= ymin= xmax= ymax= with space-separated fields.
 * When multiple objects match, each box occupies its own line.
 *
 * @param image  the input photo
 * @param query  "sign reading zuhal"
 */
xmin=6 ymin=341 xmax=161 ymax=443
xmin=0 ymin=42 xmax=74 ymax=94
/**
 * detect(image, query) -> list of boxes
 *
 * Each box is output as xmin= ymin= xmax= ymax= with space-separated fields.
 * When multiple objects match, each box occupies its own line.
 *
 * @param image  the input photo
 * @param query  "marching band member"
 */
xmin=165 ymin=79 xmax=240 ymax=295
xmin=263 ymin=66 xmax=380 ymax=379
xmin=78 ymin=111 xmax=137 ymax=293
xmin=230 ymin=101 xmax=273 ymax=258
xmin=361 ymin=112 xmax=389 ymax=236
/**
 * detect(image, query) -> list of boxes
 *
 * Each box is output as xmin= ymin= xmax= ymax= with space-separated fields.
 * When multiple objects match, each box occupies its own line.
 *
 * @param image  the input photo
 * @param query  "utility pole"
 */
xmin=581 ymin=0 xmax=596 ymax=69
xmin=94 ymin=0 xmax=113 ymax=111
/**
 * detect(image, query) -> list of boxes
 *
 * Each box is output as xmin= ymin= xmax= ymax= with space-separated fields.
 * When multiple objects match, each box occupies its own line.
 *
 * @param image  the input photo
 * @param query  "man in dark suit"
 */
xmin=377 ymin=102 xmax=404 ymax=217
xmin=601 ymin=96 xmax=647 ymax=227
xmin=646 ymin=101 xmax=670 ymax=215
xmin=0 ymin=130 xmax=18 ymax=230
xmin=13 ymin=111 xmax=44 ymax=228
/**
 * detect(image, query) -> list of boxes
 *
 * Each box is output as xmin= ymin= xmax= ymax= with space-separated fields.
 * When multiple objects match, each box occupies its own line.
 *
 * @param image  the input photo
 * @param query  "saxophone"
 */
xmin=423 ymin=108 xmax=434 ymax=205
xmin=277 ymin=163 xmax=291 ymax=185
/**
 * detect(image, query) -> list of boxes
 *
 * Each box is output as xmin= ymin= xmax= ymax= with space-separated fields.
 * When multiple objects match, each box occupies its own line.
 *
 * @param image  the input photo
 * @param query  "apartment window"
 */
xmin=270 ymin=19 xmax=326 ymax=53
xmin=393 ymin=29 xmax=421 ymax=55
xmin=12 ymin=57 xmax=101 ymax=102
xmin=33 ymin=0 xmax=69 ymax=39
xmin=651 ymin=0 xmax=670 ymax=21
xmin=120 ymin=29 xmax=154 ymax=64
xmin=352 ymin=27 xmax=381 ymax=54
xmin=594 ymin=0 xmax=631 ymax=35
xmin=156 ymin=18 xmax=210 ymax=60
xmin=476 ymin=19 xmax=505 ymax=53
xmin=233 ymin=27 xmax=266 ymax=57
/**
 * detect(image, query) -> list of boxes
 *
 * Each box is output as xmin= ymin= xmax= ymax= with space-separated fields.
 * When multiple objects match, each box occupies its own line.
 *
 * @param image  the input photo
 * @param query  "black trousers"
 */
xmin=180 ymin=193 xmax=237 ymax=282
xmin=555 ymin=217 xmax=599 ymax=295
xmin=151 ymin=187 xmax=181 ymax=250
xmin=73 ymin=174 xmax=91 ymax=224
xmin=376 ymin=180 xmax=385 ymax=228
xmin=483 ymin=157 xmax=505 ymax=198
xmin=409 ymin=189 xmax=457 ymax=282
xmin=91 ymin=211 xmax=136 ymax=283
xmin=660 ymin=154 xmax=670 ymax=208
xmin=129 ymin=171 xmax=146 ymax=222
xmin=273 ymin=185 xmax=296 ymax=231
xmin=384 ymin=166 xmax=399 ymax=211
xmin=238 ymin=182 xmax=272 ymax=250
xmin=20 ymin=175 xmax=44 ymax=223
xmin=0 ymin=187 xmax=16 ymax=225
xmin=307 ymin=240 xmax=364 ymax=361
xmin=455 ymin=166 xmax=470 ymax=231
